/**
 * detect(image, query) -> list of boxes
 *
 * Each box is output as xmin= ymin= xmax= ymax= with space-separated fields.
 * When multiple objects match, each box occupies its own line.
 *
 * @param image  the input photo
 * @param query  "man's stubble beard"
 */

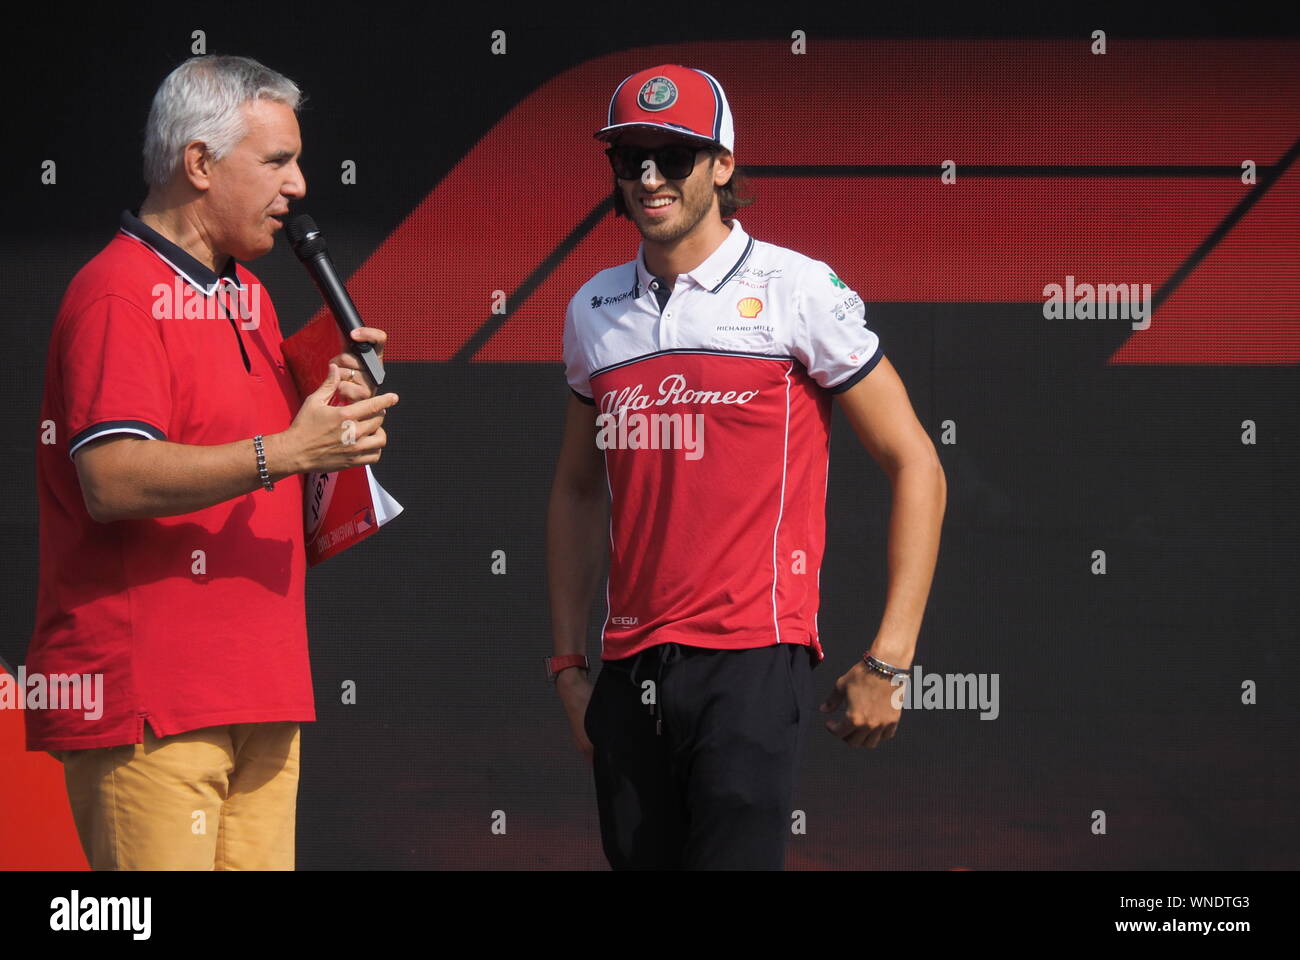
xmin=630 ymin=171 xmax=717 ymax=245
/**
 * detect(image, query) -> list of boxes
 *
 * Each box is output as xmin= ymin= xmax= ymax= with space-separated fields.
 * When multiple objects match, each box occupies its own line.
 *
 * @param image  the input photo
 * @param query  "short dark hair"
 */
xmin=610 ymin=146 xmax=754 ymax=221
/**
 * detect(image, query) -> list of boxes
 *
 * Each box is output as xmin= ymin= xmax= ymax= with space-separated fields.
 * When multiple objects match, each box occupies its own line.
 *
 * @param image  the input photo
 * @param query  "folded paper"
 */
xmin=280 ymin=313 xmax=403 ymax=566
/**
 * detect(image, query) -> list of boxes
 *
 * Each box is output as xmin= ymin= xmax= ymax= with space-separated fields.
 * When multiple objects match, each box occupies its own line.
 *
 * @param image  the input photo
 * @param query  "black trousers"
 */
xmin=584 ymin=641 xmax=814 ymax=870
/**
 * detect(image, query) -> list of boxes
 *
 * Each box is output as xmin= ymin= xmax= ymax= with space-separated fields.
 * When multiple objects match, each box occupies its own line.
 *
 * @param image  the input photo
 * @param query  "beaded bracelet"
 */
xmin=252 ymin=435 xmax=275 ymax=491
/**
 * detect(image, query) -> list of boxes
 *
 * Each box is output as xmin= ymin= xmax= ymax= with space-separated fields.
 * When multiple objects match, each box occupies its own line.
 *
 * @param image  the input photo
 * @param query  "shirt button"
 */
xmin=650 ymin=281 xmax=658 ymax=289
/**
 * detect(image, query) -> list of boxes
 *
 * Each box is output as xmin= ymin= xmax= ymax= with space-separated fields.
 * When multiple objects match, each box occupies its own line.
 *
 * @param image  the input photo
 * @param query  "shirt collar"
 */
xmin=634 ymin=218 xmax=755 ymax=295
xmin=118 ymin=209 xmax=244 ymax=295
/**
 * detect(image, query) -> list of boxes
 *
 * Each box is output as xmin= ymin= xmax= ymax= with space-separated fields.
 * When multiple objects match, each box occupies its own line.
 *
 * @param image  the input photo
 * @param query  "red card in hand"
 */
xmin=280 ymin=314 xmax=403 ymax=565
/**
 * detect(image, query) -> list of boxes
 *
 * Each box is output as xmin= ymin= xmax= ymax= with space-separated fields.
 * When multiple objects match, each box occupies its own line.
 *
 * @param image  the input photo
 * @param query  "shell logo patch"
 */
xmin=638 ymin=76 xmax=678 ymax=112
xmin=736 ymin=297 xmax=764 ymax=318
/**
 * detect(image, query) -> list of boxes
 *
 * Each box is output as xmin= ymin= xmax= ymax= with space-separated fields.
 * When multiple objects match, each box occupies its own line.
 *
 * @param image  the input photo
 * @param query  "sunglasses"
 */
xmin=605 ymin=143 xmax=713 ymax=181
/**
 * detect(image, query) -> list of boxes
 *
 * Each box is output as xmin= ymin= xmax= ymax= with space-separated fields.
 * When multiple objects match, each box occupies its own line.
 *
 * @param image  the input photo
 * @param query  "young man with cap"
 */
xmin=547 ymin=65 xmax=946 ymax=870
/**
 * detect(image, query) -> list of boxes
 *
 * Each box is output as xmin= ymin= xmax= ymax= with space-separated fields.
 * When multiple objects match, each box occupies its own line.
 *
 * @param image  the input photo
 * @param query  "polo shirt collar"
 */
xmin=119 ymin=209 xmax=244 ymax=295
xmin=634 ymin=217 xmax=755 ymax=295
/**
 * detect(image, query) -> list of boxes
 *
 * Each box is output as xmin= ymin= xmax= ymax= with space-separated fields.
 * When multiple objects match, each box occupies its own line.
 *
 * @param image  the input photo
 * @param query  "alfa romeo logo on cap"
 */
xmin=637 ymin=76 xmax=678 ymax=111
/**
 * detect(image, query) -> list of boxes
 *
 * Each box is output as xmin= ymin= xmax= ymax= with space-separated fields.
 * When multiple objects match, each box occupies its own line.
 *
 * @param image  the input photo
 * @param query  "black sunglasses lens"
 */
xmin=607 ymin=147 xmax=641 ymax=179
xmin=655 ymin=146 xmax=698 ymax=179
xmin=619 ymin=148 xmax=646 ymax=179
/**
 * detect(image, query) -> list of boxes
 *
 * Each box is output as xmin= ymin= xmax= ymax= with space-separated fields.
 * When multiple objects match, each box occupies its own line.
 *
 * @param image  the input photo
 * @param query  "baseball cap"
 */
xmin=595 ymin=65 xmax=735 ymax=152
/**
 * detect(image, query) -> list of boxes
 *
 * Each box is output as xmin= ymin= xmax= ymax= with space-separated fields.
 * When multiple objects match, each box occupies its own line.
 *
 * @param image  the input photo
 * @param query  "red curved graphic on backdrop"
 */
xmin=320 ymin=39 xmax=1300 ymax=365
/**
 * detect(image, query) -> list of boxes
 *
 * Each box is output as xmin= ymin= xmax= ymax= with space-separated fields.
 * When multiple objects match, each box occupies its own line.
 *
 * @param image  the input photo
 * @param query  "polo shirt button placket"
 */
xmin=650 ymin=278 xmax=666 ymax=349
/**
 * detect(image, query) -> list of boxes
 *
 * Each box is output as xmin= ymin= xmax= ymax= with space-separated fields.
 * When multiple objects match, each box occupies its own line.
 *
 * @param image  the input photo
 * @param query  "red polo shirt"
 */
xmin=25 ymin=210 xmax=314 ymax=751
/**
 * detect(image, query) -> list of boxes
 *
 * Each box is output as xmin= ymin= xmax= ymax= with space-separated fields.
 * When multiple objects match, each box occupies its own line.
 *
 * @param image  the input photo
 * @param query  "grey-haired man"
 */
xmin=27 ymin=55 xmax=396 ymax=870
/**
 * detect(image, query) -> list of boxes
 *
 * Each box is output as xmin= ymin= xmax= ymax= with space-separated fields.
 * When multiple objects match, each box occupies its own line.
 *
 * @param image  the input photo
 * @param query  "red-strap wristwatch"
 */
xmin=545 ymin=654 xmax=590 ymax=683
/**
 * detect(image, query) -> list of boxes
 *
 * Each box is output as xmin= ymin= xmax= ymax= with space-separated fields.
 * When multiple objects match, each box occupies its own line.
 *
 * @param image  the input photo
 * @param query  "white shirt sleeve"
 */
xmin=791 ymin=258 xmax=883 ymax=392
xmin=562 ymin=291 xmax=595 ymax=403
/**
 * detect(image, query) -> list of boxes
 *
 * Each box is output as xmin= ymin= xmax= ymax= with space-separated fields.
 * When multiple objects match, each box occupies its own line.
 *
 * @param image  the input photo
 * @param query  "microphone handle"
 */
xmin=304 ymin=251 xmax=385 ymax=387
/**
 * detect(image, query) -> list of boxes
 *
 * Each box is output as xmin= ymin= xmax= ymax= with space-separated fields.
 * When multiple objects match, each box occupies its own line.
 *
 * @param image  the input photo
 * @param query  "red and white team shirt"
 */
xmin=564 ymin=218 xmax=882 ymax=663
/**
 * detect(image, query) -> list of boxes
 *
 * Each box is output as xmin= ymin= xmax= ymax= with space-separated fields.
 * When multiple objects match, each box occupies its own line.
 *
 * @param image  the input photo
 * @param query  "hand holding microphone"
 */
xmin=273 ymin=364 xmax=397 ymax=475
xmin=331 ymin=328 xmax=388 ymax=403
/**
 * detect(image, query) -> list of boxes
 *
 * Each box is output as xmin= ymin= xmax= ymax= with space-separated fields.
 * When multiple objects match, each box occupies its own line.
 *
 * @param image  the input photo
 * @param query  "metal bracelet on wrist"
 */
xmin=862 ymin=652 xmax=907 ymax=679
xmin=253 ymin=434 xmax=275 ymax=491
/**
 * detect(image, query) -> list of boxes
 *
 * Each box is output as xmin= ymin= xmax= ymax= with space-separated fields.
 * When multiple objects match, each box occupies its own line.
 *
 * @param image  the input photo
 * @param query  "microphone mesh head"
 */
xmin=286 ymin=214 xmax=326 ymax=259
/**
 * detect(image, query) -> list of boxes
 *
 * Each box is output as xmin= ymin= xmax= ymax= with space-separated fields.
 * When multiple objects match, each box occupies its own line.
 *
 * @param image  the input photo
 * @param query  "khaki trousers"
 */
xmin=52 ymin=721 xmax=300 ymax=870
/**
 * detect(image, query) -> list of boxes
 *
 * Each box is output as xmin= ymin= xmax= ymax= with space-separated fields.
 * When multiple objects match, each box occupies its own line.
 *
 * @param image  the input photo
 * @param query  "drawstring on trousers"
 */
xmin=629 ymin=643 xmax=682 ymax=736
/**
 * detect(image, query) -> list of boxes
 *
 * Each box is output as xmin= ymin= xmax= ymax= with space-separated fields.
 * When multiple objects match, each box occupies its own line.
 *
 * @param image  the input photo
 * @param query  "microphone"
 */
xmin=285 ymin=214 xmax=385 ymax=387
